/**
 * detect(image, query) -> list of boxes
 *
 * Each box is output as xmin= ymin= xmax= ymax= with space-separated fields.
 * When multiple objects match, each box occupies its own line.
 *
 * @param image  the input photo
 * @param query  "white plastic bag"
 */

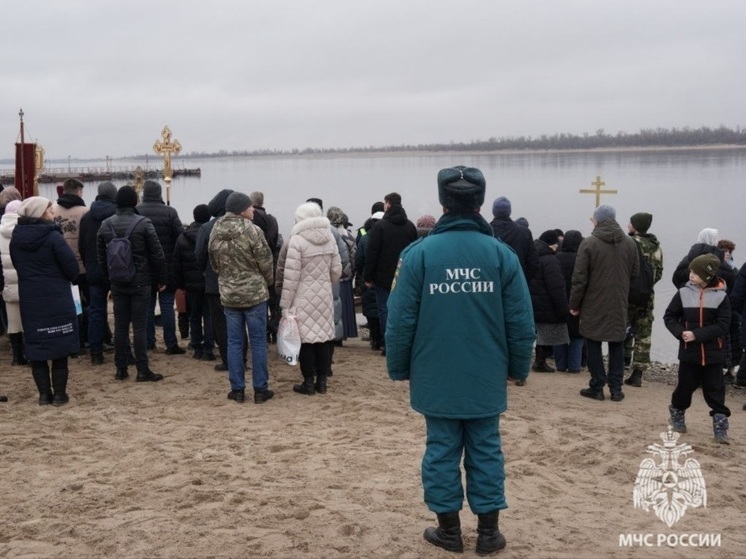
xmin=277 ymin=314 xmax=301 ymax=366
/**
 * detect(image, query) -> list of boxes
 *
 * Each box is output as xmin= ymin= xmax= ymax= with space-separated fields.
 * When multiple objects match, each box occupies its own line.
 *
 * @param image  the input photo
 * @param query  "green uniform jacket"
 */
xmin=386 ymin=213 xmax=535 ymax=419
xmin=208 ymin=213 xmax=274 ymax=309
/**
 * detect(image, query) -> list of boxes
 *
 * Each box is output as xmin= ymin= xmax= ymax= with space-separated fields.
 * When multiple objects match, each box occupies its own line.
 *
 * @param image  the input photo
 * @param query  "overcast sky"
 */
xmin=2 ymin=0 xmax=744 ymax=159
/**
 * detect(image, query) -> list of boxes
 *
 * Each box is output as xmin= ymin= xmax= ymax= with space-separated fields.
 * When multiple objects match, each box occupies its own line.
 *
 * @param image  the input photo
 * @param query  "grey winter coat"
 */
xmin=569 ymin=219 xmax=639 ymax=341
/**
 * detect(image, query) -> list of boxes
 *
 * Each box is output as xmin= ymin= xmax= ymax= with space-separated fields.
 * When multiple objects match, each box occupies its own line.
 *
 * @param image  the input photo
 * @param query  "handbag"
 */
xmin=277 ymin=313 xmax=301 ymax=366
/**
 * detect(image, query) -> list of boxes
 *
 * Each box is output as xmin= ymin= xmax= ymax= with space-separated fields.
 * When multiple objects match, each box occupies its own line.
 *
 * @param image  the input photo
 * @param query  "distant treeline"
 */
xmin=179 ymin=125 xmax=746 ymax=159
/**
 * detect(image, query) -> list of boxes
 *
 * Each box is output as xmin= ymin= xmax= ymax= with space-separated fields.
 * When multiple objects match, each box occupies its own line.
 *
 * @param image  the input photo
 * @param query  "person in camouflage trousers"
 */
xmin=209 ymin=192 xmax=275 ymax=404
xmin=624 ymin=212 xmax=664 ymax=387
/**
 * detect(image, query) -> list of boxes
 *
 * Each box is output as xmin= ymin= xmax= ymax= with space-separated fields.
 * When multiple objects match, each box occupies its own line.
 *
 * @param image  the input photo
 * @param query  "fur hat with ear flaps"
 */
xmin=437 ymin=166 xmax=486 ymax=212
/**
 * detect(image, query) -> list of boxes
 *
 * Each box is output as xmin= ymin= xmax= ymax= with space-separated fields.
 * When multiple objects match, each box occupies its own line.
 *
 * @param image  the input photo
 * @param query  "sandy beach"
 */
xmin=1 ymin=333 xmax=744 ymax=559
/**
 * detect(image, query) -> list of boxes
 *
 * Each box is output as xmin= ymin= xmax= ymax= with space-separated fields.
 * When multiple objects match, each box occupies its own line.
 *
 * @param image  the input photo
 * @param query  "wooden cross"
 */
xmin=153 ymin=126 xmax=181 ymax=205
xmin=579 ymin=175 xmax=617 ymax=207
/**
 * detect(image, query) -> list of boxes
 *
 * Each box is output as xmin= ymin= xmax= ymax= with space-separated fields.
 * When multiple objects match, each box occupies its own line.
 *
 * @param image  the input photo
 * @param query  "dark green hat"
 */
xmin=437 ymin=166 xmax=486 ymax=212
xmin=690 ymin=253 xmax=720 ymax=284
xmin=630 ymin=212 xmax=652 ymax=233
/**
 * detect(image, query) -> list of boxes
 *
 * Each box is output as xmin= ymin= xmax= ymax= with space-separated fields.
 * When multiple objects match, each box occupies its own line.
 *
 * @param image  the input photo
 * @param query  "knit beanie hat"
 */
xmin=18 ymin=196 xmax=51 ymax=219
xmin=207 ymin=189 xmax=234 ymax=217
xmin=515 ymin=217 xmax=529 ymax=227
xmin=630 ymin=212 xmax=652 ymax=233
xmin=539 ymin=230 xmax=560 ymax=246
xmin=437 ymin=166 xmax=486 ymax=212
xmin=193 ymin=204 xmax=211 ymax=224
xmin=593 ymin=205 xmax=616 ymax=223
xmin=689 ymin=253 xmax=720 ymax=284
xmin=416 ymin=215 xmax=436 ymax=229
xmin=371 ymin=201 xmax=384 ymax=214
xmin=0 ymin=186 xmax=22 ymax=207
xmin=116 ymin=185 xmax=139 ymax=208
xmin=226 ymin=192 xmax=252 ymax=215
xmin=143 ymin=180 xmax=162 ymax=199
xmin=4 ymin=199 xmax=23 ymax=215
xmin=306 ymin=198 xmax=323 ymax=210
xmin=98 ymin=181 xmax=118 ymax=202
xmin=492 ymin=196 xmax=511 ymax=218
xmin=327 ymin=206 xmax=346 ymax=227
xmin=295 ymin=202 xmax=323 ymax=223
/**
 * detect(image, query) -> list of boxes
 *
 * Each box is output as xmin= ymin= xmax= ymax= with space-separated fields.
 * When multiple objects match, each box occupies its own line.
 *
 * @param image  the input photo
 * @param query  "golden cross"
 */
xmin=579 ymin=175 xmax=617 ymax=207
xmin=153 ymin=126 xmax=181 ymax=205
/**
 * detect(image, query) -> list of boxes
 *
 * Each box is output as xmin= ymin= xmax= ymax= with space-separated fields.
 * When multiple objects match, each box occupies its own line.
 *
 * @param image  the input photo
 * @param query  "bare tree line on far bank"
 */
xmin=175 ymin=125 xmax=746 ymax=159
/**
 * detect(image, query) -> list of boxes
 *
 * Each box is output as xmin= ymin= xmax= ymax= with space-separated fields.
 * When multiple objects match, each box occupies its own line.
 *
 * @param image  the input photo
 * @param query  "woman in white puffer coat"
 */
xmin=0 ymin=198 xmax=27 ymax=365
xmin=280 ymin=202 xmax=342 ymax=396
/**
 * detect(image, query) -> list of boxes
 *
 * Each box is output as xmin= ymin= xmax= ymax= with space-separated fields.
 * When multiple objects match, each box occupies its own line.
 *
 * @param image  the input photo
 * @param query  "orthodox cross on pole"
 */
xmin=153 ymin=125 xmax=181 ymax=206
xmin=579 ymin=175 xmax=617 ymax=208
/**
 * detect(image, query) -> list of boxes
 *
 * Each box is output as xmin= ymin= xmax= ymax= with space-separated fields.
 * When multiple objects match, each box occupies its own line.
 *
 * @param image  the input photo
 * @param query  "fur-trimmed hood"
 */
xmin=290 ymin=216 xmax=332 ymax=245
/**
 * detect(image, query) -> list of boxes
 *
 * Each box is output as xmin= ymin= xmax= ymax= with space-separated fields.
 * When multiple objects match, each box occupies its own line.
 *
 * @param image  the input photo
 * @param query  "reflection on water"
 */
xmin=7 ymin=147 xmax=745 ymax=362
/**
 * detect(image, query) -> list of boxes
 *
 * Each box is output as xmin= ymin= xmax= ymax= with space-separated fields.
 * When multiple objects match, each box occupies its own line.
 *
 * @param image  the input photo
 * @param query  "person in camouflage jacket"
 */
xmin=624 ymin=212 xmax=664 ymax=387
xmin=208 ymin=192 xmax=274 ymax=404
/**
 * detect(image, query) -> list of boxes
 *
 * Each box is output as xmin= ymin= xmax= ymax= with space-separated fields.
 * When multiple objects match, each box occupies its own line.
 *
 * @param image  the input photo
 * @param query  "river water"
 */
xmin=3 ymin=147 xmax=745 ymax=362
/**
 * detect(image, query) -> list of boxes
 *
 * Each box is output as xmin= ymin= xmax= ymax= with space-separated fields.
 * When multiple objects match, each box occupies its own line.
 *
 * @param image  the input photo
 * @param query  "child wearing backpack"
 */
xmin=663 ymin=253 xmax=731 ymax=444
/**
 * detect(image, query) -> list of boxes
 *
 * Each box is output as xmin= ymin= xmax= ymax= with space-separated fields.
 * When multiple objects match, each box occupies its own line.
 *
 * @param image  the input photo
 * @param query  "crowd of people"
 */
xmin=0 ymin=168 xmax=744 ymax=553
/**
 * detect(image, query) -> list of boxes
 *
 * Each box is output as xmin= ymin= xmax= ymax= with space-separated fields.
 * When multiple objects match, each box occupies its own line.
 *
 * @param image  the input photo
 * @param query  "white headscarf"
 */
xmin=696 ymin=228 xmax=719 ymax=246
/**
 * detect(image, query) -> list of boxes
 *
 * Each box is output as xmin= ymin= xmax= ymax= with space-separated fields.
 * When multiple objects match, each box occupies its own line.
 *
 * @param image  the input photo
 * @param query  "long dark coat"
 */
xmin=10 ymin=218 xmax=80 ymax=360
xmin=529 ymin=239 xmax=569 ymax=324
xmin=569 ymin=220 xmax=639 ymax=342
xmin=556 ymin=230 xmax=583 ymax=338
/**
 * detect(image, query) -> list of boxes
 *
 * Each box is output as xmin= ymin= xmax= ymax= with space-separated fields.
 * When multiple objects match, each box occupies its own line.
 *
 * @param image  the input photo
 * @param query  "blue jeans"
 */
xmin=586 ymin=339 xmax=624 ymax=392
xmin=224 ymin=303 xmax=269 ymax=392
xmin=554 ymin=337 xmax=584 ymax=371
xmin=88 ymin=283 xmax=109 ymax=354
xmin=423 ymin=416 xmax=506 ymax=514
xmin=186 ymin=290 xmax=213 ymax=352
xmin=148 ymin=289 xmax=177 ymax=349
xmin=374 ymin=286 xmax=391 ymax=342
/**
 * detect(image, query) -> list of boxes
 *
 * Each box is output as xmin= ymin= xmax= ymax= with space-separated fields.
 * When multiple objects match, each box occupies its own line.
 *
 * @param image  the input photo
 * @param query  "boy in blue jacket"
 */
xmin=664 ymin=253 xmax=731 ymax=443
xmin=386 ymin=166 xmax=535 ymax=554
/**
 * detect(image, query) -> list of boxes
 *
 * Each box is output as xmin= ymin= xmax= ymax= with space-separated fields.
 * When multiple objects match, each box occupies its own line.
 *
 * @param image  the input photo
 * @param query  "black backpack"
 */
xmin=106 ymin=216 xmax=145 ymax=282
xmin=628 ymin=241 xmax=654 ymax=307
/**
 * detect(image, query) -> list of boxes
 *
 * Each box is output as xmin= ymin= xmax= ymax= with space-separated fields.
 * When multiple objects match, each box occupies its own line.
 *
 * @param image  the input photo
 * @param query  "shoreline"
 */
xmin=3 ymin=143 xmax=744 ymax=166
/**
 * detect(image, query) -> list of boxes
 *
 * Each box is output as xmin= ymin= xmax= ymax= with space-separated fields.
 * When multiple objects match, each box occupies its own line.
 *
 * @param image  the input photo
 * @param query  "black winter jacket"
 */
xmin=556 ymin=230 xmax=583 ymax=338
xmin=664 ymin=280 xmax=730 ymax=366
xmin=173 ymin=221 xmax=206 ymax=292
xmin=672 ymin=243 xmax=735 ymax=290
xmin=489 ymin=217 xmax=539 ymax=283
xmin=136 ymin=195 xmax=183 ymax=289
xmin=96 ymin=208 xmax=167 ymax=294
xmin=10 ymin=218 xmax=80 ymax=360
xmin=78 ymin=197 xmax=117 ymax=286
xmin=529 ymin=239 xmax=569 ymax=324
xmin=355 ymin=216 xmax=381 ymax=318
xmin=363 ymin=205 xmax=417 ymax=290
xmin=195 ymin=216 xmax=220 ymax=295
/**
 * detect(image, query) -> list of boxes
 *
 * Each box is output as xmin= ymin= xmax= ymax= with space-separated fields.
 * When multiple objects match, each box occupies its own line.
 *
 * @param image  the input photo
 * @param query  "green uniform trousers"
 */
xmin=423 ymin=415 xmax=506 ymax=514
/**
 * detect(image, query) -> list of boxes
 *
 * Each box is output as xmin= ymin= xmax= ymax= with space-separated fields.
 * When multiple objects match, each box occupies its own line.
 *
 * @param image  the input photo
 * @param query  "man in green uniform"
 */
xmin=386 ymin=166 xmax=535 ymax=555
xmin=624 ymin=212 xmax=664 ymax=387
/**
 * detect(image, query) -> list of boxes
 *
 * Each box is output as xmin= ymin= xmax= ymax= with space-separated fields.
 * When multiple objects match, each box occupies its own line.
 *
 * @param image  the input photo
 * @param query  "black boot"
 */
xmin=476 ymin=511 xmax=506 ymax=555
xmin=31 ymin=363 xmax=53 ymax=406
xmin=532 ymin=346 xmax=555 ymax=373
xmin=90 ymin=352 xmax=104 ymax=366
xmin=624 ymin=368 xmax=643 ymax=387
xmin=51 ymin=368 xmax=70 ymax=406
xmin=368 ymin=320 xmax=382 ymax=351
xmin=114 ymin=367 xmax=129 ymax=381
xmin=136 ymin=368 xmax=164 ymax=382
xmin=314 ymin=374 xmax=327 ymax=394
xmin=9 ymin=333 xmax=28 ymax=366
xmin=423 ymin=512 xmax=463 ymax=552
xmin=293 ymin=376 xmax=316 ymax=395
